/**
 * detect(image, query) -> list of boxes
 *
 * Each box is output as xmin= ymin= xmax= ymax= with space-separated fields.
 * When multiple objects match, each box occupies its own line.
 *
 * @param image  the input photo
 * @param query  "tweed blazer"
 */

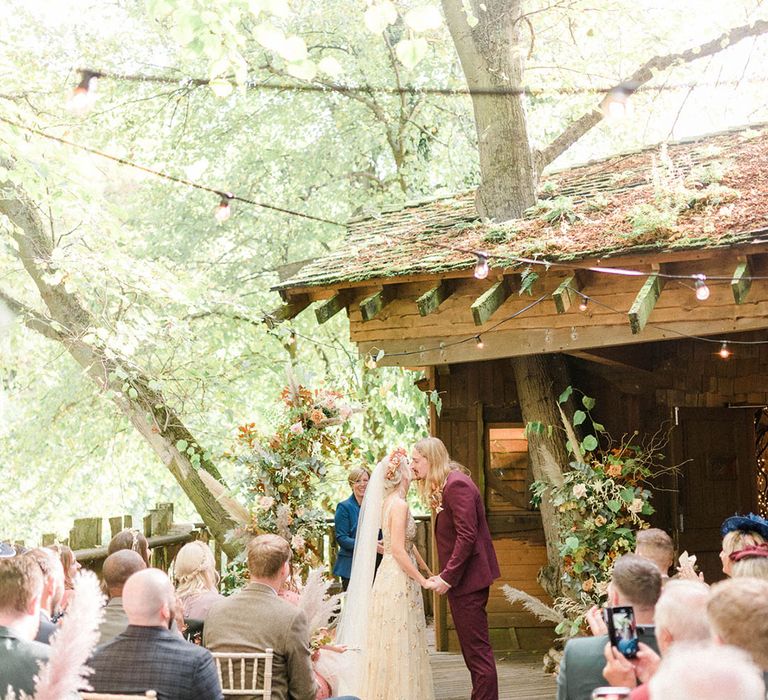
xmin=96 ymin=596 xmax=129 ymax=645
xmin=89 ymin=625 xmax=223 ymax=700
xmin=0 ymin=626 xmax=51 ymax=697
xmin=204 ymin=582 xmax=316 ymax=700
xmin=556 ymin=627 xmax=659 ymax=700
xmin=435 ymin=470 xmax=500 ymax=596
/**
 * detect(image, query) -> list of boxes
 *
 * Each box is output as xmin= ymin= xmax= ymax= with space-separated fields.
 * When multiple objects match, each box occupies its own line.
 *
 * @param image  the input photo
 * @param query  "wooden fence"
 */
xmin=16 ymin=505 xmax=435 ymax=615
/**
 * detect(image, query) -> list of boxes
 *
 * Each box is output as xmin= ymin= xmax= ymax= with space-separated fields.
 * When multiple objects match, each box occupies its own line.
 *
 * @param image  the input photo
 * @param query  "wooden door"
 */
xmin=672 ymin=407 xmax=757 ymax=582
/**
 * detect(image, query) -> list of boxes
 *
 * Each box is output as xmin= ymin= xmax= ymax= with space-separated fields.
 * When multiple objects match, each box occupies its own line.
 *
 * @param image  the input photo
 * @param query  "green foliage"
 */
xmin=526 ymin=196 xmax=581 ymax=225
xmin=531 ymin=389 xmax=667 ymax=636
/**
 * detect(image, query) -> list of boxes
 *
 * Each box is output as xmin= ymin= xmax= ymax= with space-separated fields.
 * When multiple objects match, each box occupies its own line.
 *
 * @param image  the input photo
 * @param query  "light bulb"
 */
xmin=475 ymin=335 xmax=484 ymax=349
xmin=214 ymin=194 xmax=233 ymax=223
xmin=694 ymin=275 xmax=710 ymax=301
xmin=67 ymin=71 xmax=99 ymax=114
xmin=600 ymin=85 xmax=634 ymax=120
xmin=578 ymin=298 xmax=589 ymax=312
xmin=570 ymin=326 xmax=578 ymax=341
xmin=719 ymin=342 xmax=731 ymax=359
xmin=365 ymin=355 xmax=378 ymax=369
xmin=473 ymin=253 xmax=489 ymax=280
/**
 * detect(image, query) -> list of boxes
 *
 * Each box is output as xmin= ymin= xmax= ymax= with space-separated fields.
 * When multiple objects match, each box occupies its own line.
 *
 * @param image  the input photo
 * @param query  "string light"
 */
xmin=473 ymin=253 xmax=490 ymax=280
xmin=578 ymin=297 xmax=589 ymax=312
xmin=475 ymin=335 xmax=484 ymax=349
xmin=600 ymin=83 xmax=636 ymax=120
xmin=570 ymin=326 xmax=578 ymax=341
xmin=719 ymin=341 xmax=732 ymax=359
xmin=214 ymin=193 xmax=233 ymax=223
xmin=365 ymin=354 xmax=378 ymax=369
xmin=694 ymin=275 xmax=710 ymax=301
xmin=67 ymin=70 xmax=100 ymax=114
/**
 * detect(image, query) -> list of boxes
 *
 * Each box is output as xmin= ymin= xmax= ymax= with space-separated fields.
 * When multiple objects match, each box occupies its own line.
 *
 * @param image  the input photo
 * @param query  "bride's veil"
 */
xmin=333 ymin=455 xmax=388 ymax=691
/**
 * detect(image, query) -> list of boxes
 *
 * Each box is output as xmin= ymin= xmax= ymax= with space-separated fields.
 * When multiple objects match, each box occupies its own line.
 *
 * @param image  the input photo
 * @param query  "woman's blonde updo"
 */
xmin=383 ymin=448 xmax=409 ymax=493
xmin=173 ymin=540 xmax=219 ymax=599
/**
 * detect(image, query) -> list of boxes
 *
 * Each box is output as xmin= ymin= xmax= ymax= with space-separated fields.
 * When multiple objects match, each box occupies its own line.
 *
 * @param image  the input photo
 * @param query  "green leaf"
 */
xmin=607 ymin=499 xmax=622 ymax=512
xmin=573 ymin=410 xmax=586 ymax=426
xmin=558 ymin=386 xmax=573 ymax=404
xmin=394 ymin=38 xmax=429 ymax=69
xmin=582 ymin=395 xmax=596 ymax=410
xmin=592 ymin=422 xmax=606 ymax=433
xmin=564 ymin=536 xmax=580 ymax=552
xmin=581 ymin=434 xmax=598 ymax=451
xmin=127 ymin=387 xmax=138 ymax=400
xmin=620 ymin=487 xmax=636 ymax=503
xmin=176 ymin=439 xmax=189 ymax=452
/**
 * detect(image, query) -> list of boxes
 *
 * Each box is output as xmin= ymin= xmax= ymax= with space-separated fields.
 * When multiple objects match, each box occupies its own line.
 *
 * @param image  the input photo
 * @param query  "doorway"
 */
xmin=671 ymin=407 xmax=757 ymax=582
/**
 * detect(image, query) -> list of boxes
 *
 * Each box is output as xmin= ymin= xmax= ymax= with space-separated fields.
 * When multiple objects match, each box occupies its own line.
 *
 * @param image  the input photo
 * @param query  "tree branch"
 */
xmin=0 ymin=287 xmax=63 ymax=340
xmin=536 ymin=18 xmax=768 ymax=170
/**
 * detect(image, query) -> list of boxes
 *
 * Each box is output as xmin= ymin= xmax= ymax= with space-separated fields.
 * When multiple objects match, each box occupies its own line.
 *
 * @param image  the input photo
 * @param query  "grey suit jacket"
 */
xmin=204 ymin=582 xmax=316 ymax=700
xmin=557 ymin=627 xmax=658 ymax=700
xmin=0 ymin=625 xmax=51 ymax=697
xmin=97 ymin=596 xmax=129 ymax=645
xmin=35 ymin=611 xmax=56 ymax=644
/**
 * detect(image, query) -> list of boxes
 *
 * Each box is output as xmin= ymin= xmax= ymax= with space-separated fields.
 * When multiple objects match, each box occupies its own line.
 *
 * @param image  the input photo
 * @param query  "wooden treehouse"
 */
xmin=273 ymin=123 xmax=768 ymax=652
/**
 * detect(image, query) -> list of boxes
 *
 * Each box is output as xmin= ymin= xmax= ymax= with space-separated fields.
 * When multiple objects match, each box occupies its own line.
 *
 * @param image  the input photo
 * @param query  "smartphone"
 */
xmin=591 ymin=688 xmax=631 ymax=699
xmin=604 ymin=605 xmax=639 ymax=658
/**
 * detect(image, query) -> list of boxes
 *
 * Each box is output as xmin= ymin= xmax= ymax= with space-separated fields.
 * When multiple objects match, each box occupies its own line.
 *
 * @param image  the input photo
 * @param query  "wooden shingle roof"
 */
xmin=276 ymin=123 xmax=768 ymax=293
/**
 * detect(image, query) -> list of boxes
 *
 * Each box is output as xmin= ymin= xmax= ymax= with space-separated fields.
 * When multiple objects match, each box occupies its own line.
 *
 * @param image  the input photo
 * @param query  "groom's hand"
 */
xmin=427 ymin=575 xmax=451 ymax=595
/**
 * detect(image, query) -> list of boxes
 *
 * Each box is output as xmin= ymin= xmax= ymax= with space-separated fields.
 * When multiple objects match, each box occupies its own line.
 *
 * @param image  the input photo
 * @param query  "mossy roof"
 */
xmin=275 ymin=123 xmax=768 ymax=292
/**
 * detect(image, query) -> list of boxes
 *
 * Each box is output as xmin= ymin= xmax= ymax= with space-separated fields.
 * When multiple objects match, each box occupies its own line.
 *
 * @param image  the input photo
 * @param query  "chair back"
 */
xmin=81 ymin=692 xmax=157 ymax=699
xmin=212 ymin=650 xmax=274 ymax=698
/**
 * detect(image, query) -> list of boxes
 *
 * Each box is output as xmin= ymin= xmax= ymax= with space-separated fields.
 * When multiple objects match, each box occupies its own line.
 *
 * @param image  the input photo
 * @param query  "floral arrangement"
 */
xmin=528 ymin=388 xmax=669 ymax=637
xmin=385 ymin=447 xmax=408 ymax=481
xmin=230 ymin=374 xmax=360 ymax=568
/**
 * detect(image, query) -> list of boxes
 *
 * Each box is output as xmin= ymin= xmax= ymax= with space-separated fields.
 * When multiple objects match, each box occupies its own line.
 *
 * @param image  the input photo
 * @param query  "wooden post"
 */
xmin=314 ymin=292 xmax=348 ymax=324
xmin=628 ymin=273 xmax=665 ymax=334
xmin=552 ymin=274 xmax=582 ymax=314
xmin=731 ymin=258 xmax=752 ymax=304
xmin=471 ymin=278 xmax=512 ymax=326
xmin=416 ymin=280 xmax=453 ymax=316
xmin=109 ymin=515 xmax=133 ymax=539
xmin=69 ymin=518 xmax=102 ymax=551
xmin=41 ymin=533 xmax=56 ymax=546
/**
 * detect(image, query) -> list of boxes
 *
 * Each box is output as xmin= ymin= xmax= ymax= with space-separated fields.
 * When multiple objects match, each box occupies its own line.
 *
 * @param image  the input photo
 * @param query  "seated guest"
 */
xmin=97 ymin=549 xmax=147 ymax=644
xmin=648 ymin=643 xmax=764 ymax=700
xmin=24 ymin=548 xmax=65 ymax=644
xmin=602 ymin=579 xmax=711 ymax=699
xmin=47 ymin=543 xmax=80 ymax=613
xmin=173 ymin=540 xmax=222 ymax=620
xmin=0 ymin=556 xmax=50 ymax=697
xmin=719 ymin=513 xmax=768 ymax=577
xmin=108 ymin=528 xmax=151 ymax=566
xmin=707 ymin=577 xmax=768 ymax=683
xmin=89 ymin=568 xmax=223 ymax=700
xmin=634 ymin=529 xmax=674 ymax=582
xmin=205 ymin=534 xmax=317 ymax=700
xmin=557 ymin=554 xmax=661 ymax=700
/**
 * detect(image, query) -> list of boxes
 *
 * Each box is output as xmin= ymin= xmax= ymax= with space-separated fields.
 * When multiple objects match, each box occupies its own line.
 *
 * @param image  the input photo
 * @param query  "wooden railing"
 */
xmin=23 ymin=505 xmax=435 ymax=616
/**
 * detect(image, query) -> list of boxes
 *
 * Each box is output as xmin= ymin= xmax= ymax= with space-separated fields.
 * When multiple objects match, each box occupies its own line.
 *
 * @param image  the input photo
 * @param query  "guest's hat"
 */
xmin=0 ymin=542 xmax=16 ymax=558
xmin=721 ymin=512 xmax=768 ymax=540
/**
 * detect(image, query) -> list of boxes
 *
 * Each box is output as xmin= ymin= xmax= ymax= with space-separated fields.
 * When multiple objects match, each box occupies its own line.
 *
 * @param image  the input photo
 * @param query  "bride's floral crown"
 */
xmin=385 ymin=447 xmax=409 ymax=482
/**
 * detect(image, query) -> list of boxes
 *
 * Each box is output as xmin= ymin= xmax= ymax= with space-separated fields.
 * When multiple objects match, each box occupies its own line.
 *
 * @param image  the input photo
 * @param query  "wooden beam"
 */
xmin=471 ymin=278 xmax=512 ymax=326
xmin=731 ymin=257 xmax=752 ymax=305
xmin=314 ymin=292 xmax=348 ymax=324
xmin=628 ymin=273 xmax=665 ymax=334
xmin=416 ymin=280 xmax=453 ymax=316
xmin=267 ymin=295 xmax=310 ymax=323
xmin=552 ymin=274 xmax=582 ymax=314
xmin=359 ymin=287 xmax=394 ymax=322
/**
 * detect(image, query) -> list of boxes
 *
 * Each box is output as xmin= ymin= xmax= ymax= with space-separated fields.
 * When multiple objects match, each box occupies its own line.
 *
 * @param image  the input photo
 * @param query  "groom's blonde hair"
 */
xmin=413 ymin=437 xmax=459 ymax=505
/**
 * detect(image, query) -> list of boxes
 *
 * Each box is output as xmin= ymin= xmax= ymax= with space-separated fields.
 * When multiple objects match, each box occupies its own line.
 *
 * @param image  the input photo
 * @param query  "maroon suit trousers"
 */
xmin=447 ymin=586 xmax=498 ymax=700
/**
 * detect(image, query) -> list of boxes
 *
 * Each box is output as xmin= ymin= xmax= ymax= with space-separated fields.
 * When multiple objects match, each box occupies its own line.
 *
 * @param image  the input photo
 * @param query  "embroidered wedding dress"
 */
xmin=335 ymin=454 xmax=435 ymax=700
xmin=358 ymin=497 xmax=435 ymax=700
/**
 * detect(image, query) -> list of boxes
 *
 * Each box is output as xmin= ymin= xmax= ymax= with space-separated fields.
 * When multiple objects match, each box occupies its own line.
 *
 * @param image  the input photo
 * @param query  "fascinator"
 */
xmin=721 ymin=512 xmax=768 ymax=540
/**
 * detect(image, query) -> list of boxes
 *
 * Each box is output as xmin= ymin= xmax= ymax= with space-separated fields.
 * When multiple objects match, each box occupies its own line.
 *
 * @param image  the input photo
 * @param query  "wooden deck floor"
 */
xmin=430 ymin=650 xmax=556 ymax=699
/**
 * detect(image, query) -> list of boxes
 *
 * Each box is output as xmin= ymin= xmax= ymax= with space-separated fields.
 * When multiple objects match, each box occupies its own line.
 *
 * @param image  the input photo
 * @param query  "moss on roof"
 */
xmin=276 ymin=123 xmax=768 ymax=291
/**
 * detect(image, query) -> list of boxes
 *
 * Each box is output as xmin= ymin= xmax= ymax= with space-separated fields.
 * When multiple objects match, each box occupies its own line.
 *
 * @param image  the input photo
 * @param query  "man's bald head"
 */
xmin=103 ymin=550 xmax=147 ymax=596
xmin=122 ymin=568 xmax=175 ymax=627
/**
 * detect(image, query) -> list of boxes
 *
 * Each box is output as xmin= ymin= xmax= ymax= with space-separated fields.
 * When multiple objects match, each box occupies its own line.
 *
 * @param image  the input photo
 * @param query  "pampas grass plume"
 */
xmin=33 ymin=570 xmax=105 ymax=700
xmin=299 ymin=568 xmax=342 ymax=634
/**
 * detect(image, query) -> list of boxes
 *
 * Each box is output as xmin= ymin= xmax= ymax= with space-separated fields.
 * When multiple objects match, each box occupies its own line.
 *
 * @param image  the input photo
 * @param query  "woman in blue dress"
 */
xmin=333 ymin=467 xmax=371 ymax=590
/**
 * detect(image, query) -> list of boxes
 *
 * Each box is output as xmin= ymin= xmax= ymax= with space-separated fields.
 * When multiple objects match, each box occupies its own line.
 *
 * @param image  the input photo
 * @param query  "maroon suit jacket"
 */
xmin=434 ymin=470 xmax=500 ymax=596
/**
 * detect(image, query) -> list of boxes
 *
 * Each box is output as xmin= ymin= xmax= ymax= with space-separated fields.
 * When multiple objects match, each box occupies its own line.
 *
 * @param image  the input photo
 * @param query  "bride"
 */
xmin=335 ymin=447 xmax=435 ymax=699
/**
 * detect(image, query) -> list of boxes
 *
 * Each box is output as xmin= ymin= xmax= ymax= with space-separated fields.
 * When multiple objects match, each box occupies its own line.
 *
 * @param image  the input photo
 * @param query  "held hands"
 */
xmin=376 ymin=539 xmax=384 ymax=555
xmin=424 ymin=575 xmax=450 ymax=594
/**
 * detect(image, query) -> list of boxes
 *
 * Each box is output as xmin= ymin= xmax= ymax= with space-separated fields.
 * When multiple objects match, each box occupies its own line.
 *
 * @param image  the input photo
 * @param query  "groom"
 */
xmin=412 ymin=437 xmax=500 ymax=700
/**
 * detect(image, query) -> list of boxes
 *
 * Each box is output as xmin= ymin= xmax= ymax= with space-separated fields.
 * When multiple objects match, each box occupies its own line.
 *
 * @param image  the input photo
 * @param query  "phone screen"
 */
xmin=605 ymin=605 xmax=638 ymax=658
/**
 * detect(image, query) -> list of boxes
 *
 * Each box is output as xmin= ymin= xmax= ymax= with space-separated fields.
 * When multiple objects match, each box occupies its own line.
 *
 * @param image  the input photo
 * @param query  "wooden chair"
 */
xmin=81 ymin=692 xmax=157 ymax=699
xmin=212 ymin=650 xmax=274 ymax=698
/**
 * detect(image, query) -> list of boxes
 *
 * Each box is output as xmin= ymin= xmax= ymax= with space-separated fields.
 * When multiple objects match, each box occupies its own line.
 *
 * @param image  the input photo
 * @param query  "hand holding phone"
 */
xmin=604 ymin=605 xmax=639 ymax=659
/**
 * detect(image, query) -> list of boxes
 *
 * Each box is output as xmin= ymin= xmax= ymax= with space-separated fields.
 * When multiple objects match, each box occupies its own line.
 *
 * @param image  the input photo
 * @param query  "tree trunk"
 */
xmin=0 ymin=172 xmax=240 ymax=557
xmin=511 ymin=353 xmax=572 ymax=597
xmin=441 ymin=0 xmax=537 ymax=220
